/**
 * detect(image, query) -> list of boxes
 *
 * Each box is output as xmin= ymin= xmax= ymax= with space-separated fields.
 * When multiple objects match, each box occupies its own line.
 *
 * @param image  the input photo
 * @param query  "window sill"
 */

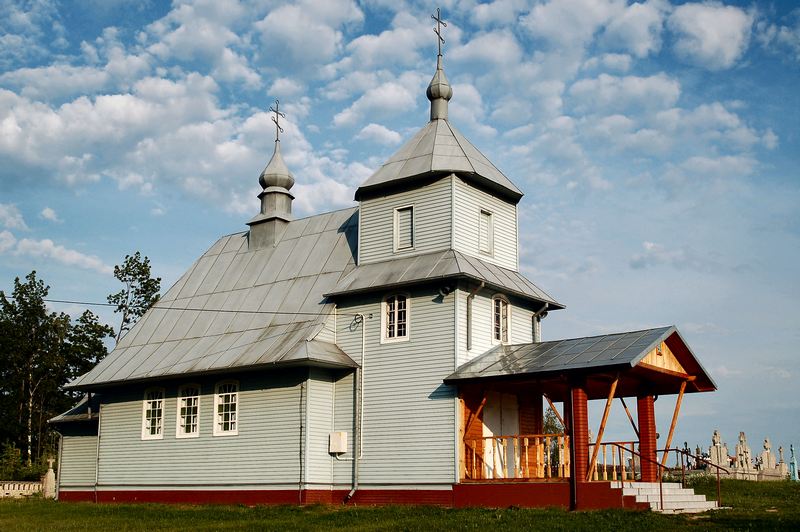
xmin=380 ymin=335 xmax=410 ymax=345
xmin=176 ymin=432 xmax=200 ymax=439
xmin=212 ymin=431 xmax=239 ymax=437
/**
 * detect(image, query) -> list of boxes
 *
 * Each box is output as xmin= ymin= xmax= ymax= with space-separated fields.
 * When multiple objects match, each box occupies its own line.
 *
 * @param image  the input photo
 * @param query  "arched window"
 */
xmin=142 ymin=387 xmax=165 ymax=440
xmin=176 ymin=384 xmax=200 ymax=438
xmin=493 ymin=296 xmax=510 ymax=344
xmin=214 ymin=380 xmax=239 ymax=436
xmin=383 ymin=294 xmax=409 ymax=341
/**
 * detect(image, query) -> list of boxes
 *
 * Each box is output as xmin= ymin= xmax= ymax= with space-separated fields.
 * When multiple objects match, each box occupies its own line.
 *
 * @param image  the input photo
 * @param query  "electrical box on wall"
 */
xmin=329 ymin=431 xmax=347 ymax=454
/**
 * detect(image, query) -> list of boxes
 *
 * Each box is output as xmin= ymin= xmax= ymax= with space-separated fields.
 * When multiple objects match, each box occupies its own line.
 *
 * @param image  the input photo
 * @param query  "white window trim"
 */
xmin=213 ymin=380 xmax=239 ymax=437
xmin=176 ymin=384 xmax=201 ymax=439
xmin=491 ymin=294 xmax=511 ymax=345
xmin=141 ymin=387 xmax=165 ymax=441
xmin=393 ymin=204 xmax=415 ymax=252
xmin=381 ymin=293 xmax=411 ymax=344
xmin=479 ymin=209 xmax=494 ymax=256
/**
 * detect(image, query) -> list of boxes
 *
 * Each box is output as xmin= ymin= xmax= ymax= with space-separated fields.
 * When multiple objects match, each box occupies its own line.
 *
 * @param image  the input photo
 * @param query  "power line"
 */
xmin=43 ymin=298 xmax=365 ymax=317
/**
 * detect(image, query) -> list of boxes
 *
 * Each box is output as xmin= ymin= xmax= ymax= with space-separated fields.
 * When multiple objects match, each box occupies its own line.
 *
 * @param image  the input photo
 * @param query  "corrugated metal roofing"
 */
xmin=445 ymin=326 xmax=684 ymax=381
xmin=68 ymin=208 xmax=361 ymax=390
xmin=355 ymin=119 xmax=523 ymax=202
xmin=325 ymin=249 xmax=563 ymax=308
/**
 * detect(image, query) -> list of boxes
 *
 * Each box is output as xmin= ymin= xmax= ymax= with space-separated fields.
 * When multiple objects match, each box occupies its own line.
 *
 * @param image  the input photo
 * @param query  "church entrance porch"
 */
xmin=446 ymin=326 xmax=717 ymax=510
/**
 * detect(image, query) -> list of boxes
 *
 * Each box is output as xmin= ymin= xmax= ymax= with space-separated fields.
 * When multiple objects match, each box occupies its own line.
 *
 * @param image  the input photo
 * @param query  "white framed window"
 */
xmin=142 ymin=388 xmax=165 ymax=440
xmin=479 ymin=209 xmax=493 ymax=255
xmin=394 ymin=205 xmax=414 ymax=251
xmin=382 ymin=293 xmax=410 ymax=342
xmin=176 ymin=384 xmax=200 ymax=438
xmin=213 ymin=381 xmax=239 ymax=436
xmin=492 ymin=295 xmax=510 ymax=344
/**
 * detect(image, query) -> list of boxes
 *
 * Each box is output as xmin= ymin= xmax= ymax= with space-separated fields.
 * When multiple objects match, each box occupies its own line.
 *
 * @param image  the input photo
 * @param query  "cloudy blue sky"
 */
xmin=1 ymin=0 xmax=798 ymax=454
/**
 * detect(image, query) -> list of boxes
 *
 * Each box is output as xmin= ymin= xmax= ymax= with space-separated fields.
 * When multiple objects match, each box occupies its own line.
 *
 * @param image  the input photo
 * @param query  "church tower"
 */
xmin=248 ymin=100 xmax=295 ymax=249
xmin=354 ymin=11 xmax=524 ymax=271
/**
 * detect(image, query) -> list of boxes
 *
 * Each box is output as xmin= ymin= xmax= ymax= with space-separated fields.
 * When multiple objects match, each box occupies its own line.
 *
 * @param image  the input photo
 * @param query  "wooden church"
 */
xmin=51 ymin=17 xmax=717 ymax=511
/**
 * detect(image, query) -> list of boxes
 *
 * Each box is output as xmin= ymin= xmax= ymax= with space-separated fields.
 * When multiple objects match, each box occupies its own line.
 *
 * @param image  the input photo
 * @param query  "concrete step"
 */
xmin=638 ymin=493 xmax=708 ymax=503
xmin=621 ymin=487 xmax=692 ymax=496
xmin=651 ymin=500 xmax=717 ymax=512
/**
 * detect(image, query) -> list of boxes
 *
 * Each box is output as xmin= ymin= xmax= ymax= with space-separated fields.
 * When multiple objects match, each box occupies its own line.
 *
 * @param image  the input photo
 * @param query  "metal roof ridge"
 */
xmin=442 ymin=120 xmax=477 ymax=174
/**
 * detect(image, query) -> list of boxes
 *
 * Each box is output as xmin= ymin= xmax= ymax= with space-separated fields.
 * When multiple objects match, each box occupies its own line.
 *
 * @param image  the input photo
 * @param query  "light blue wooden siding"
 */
xmin=453 ymin=177 xmax=518 ymax=270
xmin=358 ymin=177 xmax=452 ymax=264
xmin=59 ymin=435 xmax=97 ymax=488
xmin=97 ymin=371 xmax=305 ymax=487
xmin=335 ymin=287 xmax=456 ymax=485
xmin=332 ymin=371 xmax=355 ymax=486
xmin=305 ymin=368 xmax=334 ymax=485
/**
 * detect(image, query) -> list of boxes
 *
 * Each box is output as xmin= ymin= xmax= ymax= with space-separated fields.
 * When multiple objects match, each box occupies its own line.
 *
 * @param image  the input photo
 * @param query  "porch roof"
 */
xmin=444 ymin=326 xmax=716 ymax=396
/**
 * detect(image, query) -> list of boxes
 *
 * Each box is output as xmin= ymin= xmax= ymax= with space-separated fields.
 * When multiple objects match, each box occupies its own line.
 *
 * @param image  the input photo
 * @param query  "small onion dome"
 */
xmin=426 ymin=55 xmax=452 ymax=120
xmin=258 ymin=140 xmax=294 ymax=190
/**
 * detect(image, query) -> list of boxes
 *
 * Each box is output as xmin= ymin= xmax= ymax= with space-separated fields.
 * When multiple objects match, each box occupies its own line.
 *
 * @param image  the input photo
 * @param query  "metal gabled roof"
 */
xmin=324 ymin=248 xmax=563 ymax=308
xmin=354 ymin=119 xmax=523 ymax=203
xmin=68 ymin=208 xmax=360 ymax=391
xmin=444 ymin=326 xmax=716 ymax=392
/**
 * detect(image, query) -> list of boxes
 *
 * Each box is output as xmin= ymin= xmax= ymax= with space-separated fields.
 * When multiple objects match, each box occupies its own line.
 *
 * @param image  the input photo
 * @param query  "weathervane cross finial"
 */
xmin=432 ymin=7 xmax=447 ymax=57
xmin=268 ymin=99 xmax=286 ymax=142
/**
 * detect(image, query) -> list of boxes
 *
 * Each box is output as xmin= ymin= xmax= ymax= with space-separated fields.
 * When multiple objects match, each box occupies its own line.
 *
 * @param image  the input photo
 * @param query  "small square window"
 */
xmin=394 ymin=206 xmax=414 ymax=250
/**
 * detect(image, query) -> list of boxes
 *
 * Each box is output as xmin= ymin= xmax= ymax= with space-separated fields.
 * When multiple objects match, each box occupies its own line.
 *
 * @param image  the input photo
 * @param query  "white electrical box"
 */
xmin=329 ymin=431 xmax=348 ymax=454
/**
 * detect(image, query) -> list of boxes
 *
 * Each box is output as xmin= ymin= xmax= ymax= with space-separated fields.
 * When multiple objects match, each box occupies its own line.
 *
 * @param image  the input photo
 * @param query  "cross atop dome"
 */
xmin=427 ymin=7 xmax=453 ymax=121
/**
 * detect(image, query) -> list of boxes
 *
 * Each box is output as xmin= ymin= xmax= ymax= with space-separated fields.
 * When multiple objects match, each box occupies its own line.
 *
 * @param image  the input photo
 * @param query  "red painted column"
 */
xmin=637 ymin=395 xmax=658 ymax=482
xmin=570 ymin=385 xmax=589 ymax=483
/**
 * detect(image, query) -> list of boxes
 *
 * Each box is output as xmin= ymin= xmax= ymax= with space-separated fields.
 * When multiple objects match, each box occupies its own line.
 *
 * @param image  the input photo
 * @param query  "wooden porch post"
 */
xmin=637 ymin=395 xmax=658 ymax=482
xmin=568 ymin=380 xmax=588 ymax=510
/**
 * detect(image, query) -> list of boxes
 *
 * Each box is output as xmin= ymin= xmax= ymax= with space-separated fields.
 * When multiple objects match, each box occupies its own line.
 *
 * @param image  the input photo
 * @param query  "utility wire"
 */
xmin=43 ymin=298 xmax=362 ymax=317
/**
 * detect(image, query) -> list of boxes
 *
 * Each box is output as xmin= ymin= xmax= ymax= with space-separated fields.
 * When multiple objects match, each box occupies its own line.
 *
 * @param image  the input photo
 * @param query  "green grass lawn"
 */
xmin=1 ymin=479 xmax=798 ymax=531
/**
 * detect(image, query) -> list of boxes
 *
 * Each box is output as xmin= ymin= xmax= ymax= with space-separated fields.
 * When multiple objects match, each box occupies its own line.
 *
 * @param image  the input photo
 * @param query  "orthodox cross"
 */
xmin=269 ymin=99 xmax=285 ymax=142
xmin=431 ymin=8 xmax=447 ymax=56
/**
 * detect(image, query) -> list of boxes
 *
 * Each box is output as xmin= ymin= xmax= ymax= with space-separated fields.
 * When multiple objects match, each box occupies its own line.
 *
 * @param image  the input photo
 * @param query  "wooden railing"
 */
xmin=463 ymin=434 xmax=570 ymax=481
xmin=587 ymin=440 xmax=639 ymax=481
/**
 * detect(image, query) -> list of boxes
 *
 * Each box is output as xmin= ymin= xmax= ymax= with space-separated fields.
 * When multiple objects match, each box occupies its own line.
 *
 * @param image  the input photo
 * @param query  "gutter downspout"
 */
xmin=532 ymin=303 xmax=549 ymax=343
xmin=466 ymin=282 xmax=485 ymax=351
xmin=344 ymin=313 xmax=366 ymax=502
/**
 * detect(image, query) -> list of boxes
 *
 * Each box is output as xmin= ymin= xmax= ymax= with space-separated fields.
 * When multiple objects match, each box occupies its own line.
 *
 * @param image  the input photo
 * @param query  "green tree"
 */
xmin=544 ymin=405 xmax=564 ymax=434
xmin=0 ymin=272 xmax=113 ymax=469
xmin=107 ymin=251 xmax=161 ymax=342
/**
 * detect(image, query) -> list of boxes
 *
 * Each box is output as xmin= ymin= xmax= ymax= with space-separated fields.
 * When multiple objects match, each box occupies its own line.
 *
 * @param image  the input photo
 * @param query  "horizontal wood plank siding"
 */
xmin=59 ymin=435 xmax=97 ymax=488
xmin=359 ymin=177 xmax=452 ymax=264
xmin=306 ymin=368 xmax=334 ymax=485
xmin=335 ymin=288 xmax=456 ymax=484
xmin=97 ymin=371 xmax=304 ymax=486
xmin=332 ymin=371 xmax=355 ymax=485
xmin=453 ymin=178 xmax=518 ymax=270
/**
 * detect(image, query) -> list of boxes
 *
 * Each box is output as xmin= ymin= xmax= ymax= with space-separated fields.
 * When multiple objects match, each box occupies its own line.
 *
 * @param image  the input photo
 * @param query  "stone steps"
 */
xmin=610 ymin=481 xmax=718 ymax=514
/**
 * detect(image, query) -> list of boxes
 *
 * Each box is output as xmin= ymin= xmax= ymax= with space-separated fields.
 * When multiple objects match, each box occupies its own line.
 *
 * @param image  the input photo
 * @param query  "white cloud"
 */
xmin=0 ymin=229 xmax=16 ymax=253
xmin=668 ymin=2 xmax=754 ymax=70
xmin=522 ymin=0 xmax=625 ymax=47
xmin=756 ymin=16 xmax=800 ymax=62
xmin=582 ymin=53 xmax=632 ymax=72
xmin=568 ymin=73 xmax=680 ymax=114
xmin=345 ymin=12 xmax=428 ymax=68
xmin=0 ymin=203 xmax=28 ymax=230
xmin=8 ymin=237 xmax=112 ymax=275
xmin=40 ymin=207 xmax=61 ymax=223
xmin=629 ymin=241 xmax=716 ymax=271
xmin=355 ymin=123 xmax=402 ymax=145
xmin=255 ymin=1 xmax=363 ymax=69
xmin=603 ymin=0 xmax=670 ymax=58
xmin=332 ymin=80 xmax=416 ymax=127
xmin=268 ymin=78 xmax=305 ymax=98
xmin=471 ymin=0 xmax=530 ymax=27
xmin=450 ymin=30 xmax=523 ymax=67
